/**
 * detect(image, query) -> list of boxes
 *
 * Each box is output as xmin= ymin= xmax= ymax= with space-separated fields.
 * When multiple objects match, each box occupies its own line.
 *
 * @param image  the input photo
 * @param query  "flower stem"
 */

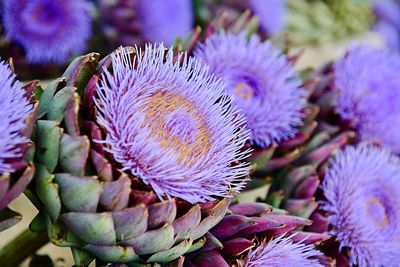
xmin=0 ymin=228 xmax=49 ymax=267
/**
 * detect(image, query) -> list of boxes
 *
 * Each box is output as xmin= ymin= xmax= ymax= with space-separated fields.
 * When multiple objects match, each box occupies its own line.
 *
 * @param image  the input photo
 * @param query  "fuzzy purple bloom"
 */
xmin=374 ymin=21 xmax=400 ymax=50
xmin=2 ymin=0 xmax=92 ymax=64
xmin=334 ymin=45 xmax=400 ymax=153
xmin=249 ymin=0 xmax=286 ymax=34
xmin=373 ymin=0 xmax=400 ymax=51
xmin=136 ymin=0 xmax=193 ymax=45
xmin=373 ymin=0 xmax=400 ymax=30
xmin=320 ymin=144 xmax=400 ymax=267
xmin=0 ymin=61 xmax=32 ymax=174
xmin=194 ymin=31 xmax=305 ymax=148
xmin=244 ymin=235 xmax=323 ymax=267
xmin=95 ymin=45 xmax=250 ymax=204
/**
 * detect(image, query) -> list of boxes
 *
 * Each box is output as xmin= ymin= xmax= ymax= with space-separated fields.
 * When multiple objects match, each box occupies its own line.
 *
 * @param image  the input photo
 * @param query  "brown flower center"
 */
xmin=235 ymin=82 xmax=254 ymax=100
xmin=143 ymin=91 xmax=211 ymax=166
xmin=366 ymin=196 xmax=388 ymax=228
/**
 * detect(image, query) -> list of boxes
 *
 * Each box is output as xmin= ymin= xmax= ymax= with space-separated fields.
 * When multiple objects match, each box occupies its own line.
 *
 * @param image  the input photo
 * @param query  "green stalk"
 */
xmin=0 ymin=228 xmax=49 ymax=267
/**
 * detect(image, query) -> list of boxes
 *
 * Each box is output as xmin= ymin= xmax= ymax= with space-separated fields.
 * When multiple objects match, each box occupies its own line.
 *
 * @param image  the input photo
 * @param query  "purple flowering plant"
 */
xmin=99 ymin=0 xmax=194 ymax=47
xmin=95 ymin=44 xmax=251 ymax=203
xmin=2 ymin=0 xmax=92 ymax=64
xmin=195 ymin=31 xmax=305 ymax=148
xmin=244 ymin=235 xmax=323 ymax=267
xmin=0 ymin=2 xmax=399 ymax=267
xmin=333 ymin=45 xmax=400 ymax=153
xmin=321 ymin=144 xmax=400 ymax=266
xmin=0 ymin=60 xmax=36 ymax=231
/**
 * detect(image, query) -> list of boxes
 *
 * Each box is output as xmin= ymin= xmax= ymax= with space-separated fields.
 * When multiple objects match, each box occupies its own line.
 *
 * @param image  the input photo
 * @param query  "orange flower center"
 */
xmin=366 ymin=196 xmax=388 ymax=228
xmin=143 ymin=91 xmax=211 ymax=166
xmin=235 ymin=82 xmax=254 ymax=100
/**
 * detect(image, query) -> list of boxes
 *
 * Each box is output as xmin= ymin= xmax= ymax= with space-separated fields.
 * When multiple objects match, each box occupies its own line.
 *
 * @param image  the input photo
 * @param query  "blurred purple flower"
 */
xmin=95 ymin=45 xmax=250 ymax=204
xmin=194 ymin=31 xmax=305 ymax=148
xmin=249 ymin=0 xmax=286 ymax=34
xmin=0 ymin=61 xmax=32 ymax=174
xmin=2 ymin=0 xmax=92 ymax=64
xmin=373 ymin=0 xmax=400 ymax=30
xmin=244 ymin=235 xmax=323 ymax=267
xmin=374 ymin=21 xmax=400 ymax=50
xmin=334 ymin=45 xmax=400 ymax=153
xmin=373 ymin=0 xmax=400 ymax=50
xmin=321 ymin=144 xmax=400 ymax=267
xmin=136 ymin=0 xmax=193 ymax=45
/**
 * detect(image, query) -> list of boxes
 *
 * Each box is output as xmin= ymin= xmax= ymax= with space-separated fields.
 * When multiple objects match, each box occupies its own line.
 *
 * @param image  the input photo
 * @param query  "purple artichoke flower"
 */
xmin=0 ymin=60 xmax=36 ymax=231
xmin=0 ymin=61 xmax=32 ymax=174
xmin=373 ymin=0 xmax=400 ymax=50
xmin=136 ymin=0 xmax=194 ymax=45
xmin=320 ymin=144 xmax=400 ymax=267
xmin=2 ymin=0 xmax=92 ymax=64
xmin=374 ymin=21 xmax=400 ymax=50
xmin=373 ymin=0 xmax=400 ymax=30
xmin=333 ymin=45 xmax=400 ymax=153
xmin=249 ymin=0 xmax=286 ymax=34
xmin=194 ymin=31 xmax=305 ymax=148
xmin=244 ymin=235 xmax=323 ymax=267
xmin=95 ymin=44 xmax=250 ymax=204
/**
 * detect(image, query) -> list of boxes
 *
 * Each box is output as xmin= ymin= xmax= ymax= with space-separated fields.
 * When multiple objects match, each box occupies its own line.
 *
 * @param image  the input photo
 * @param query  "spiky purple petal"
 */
xmin=244 ymin=235 xmax=323 ymax=267
xmin=249 ymin=0 xmax=286 ymax=34
xmin=95 ymin=45 xmax=250 ymax=204
xmin=2 ymin=0 xmax=92 ymax=64
xmin=0 ymin=61 xmax=32 ymax=174
xmin=334 ymin=45 xmax=400 ymax=153
xmin=136 ymin=0 xmax=193 ymax=45
xmin=194 ymin=31 xmax=305 ymax=148
xmin=320 ymin=144 xmax=400 ymax=267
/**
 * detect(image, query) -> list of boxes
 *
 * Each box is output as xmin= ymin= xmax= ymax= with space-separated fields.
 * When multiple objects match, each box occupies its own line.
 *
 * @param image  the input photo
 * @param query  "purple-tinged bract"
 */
xmin=249 ymin=0 xmax=286 ymax=34
xmin=334 ymin=45 xmax=400 ymax=153
xmin=95 ymin=44 xmax=250 ymax=204
xmin=136 ymin=0 xmax=193 ymax=45
xmin=195 ymin=31 xmax=305 ymax=148
xmin=2 ymin=0 xmax=92 ymax=64
xmin=320 ymin=144 xmax=400 ymax=267
xmin=244 ymin=235 xmax=323 ymax=267
xmin=0 ymin=61 xmax=32 ymax=174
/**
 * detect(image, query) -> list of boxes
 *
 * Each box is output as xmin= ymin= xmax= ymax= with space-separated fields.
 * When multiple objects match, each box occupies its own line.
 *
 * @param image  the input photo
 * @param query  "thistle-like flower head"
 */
xmin=0 ymin=61 xmax=32 ymax=174
xmin=136 ymin=0 xmax=193 ymax=45
xmin=95 ymin=45 xmax=250 ymax=204
xmin=244 ymin=235 xmax=323 ymax=267
xmin=3 ymin=0 xmax=92 ymax=64
xmin=320 ymin=144 xmax=400 ymax=267
xmin=334 ymin=45 xmax=400 ymax=153
xmin=194 ymin=31 xmax=305 ymax=148
xmin=249 ymin=0 xmax=286 ymax=34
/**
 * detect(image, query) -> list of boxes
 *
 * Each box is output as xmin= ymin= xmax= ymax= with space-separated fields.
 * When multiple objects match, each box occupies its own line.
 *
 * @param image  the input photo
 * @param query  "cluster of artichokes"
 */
xmin=1 ymin=1 xmax=399 ymax=267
